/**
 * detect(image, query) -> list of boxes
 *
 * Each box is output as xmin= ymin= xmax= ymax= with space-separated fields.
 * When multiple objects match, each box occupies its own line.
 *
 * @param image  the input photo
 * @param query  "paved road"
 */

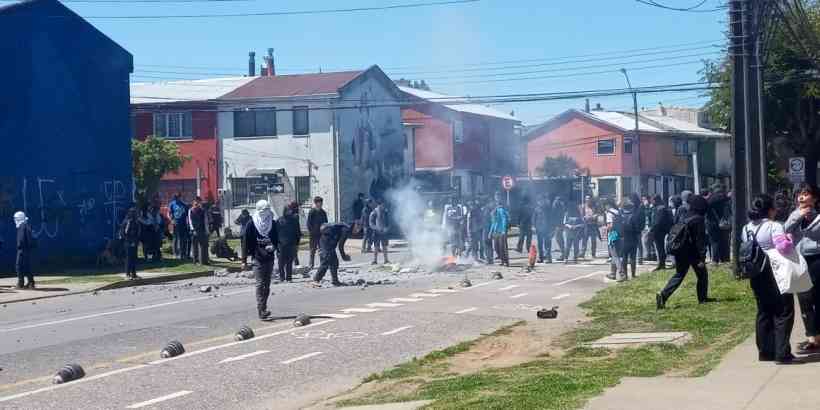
xmin=0 ymin=242 xmax=620 ymax=409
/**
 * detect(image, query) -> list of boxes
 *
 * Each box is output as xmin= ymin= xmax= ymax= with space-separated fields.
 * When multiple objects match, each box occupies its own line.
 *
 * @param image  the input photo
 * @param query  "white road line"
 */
xmin=340 ymin=308 xmax=381 ymax=313
xmin=552 ymin=293 xmax=571 ymax=300
xmin=455 ymin=307 xmax=478 ymax=314
xmin=498 ymin=285 xmax=520 ymax=291
xmin=463 ymin=281 xmax=495 ymax=289
xmin=409 ymin=293 xmax=441 ymax=298
xmin=281 ymin=351 xmax=323 ymax=365
xmin=509 ymin=293 xmax=528 ymax=299
xmin=365 ymin=303 xmax=403 ymax=308
xmin=316 ymin=313 xmax=357 ymax=319
xmin=0 ymin=365 xmax=149 ymax=403
xmin=388 ymin=298 xmax=423 ymax=303
xmin=380 ymin=326 xmax=414 ymax=336
xmin=554 ymin=271 xmax=608 ymax=287
xmin=428 ymin=289 xmax=458 ymax=293
xmin=219 ymin=350 xmax=270 ymax=364
xmin=126 ymin=390 xmax=193 ymax=409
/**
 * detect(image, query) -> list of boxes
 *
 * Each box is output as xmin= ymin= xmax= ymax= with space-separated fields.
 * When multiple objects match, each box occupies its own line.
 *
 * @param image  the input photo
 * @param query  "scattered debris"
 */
xmin=53 ymin=364 xmax=85 ymax=384
xmin=293 ymin=313 xmax=311 ymax=327
xmin=199 ymin=286 xmax=212 ymax=293
xmin=355 ymin=279 xmax=366 ymax=286
xmin=536 ymin=306 xmax=559 ymax=319
xmin=214 ymin=269 xmax=230 ymax=277
xmin=460 ymin=277 xmax=472 ymax=288
xmin=399 ymin=267 xmax=417 ymax=274
xmin=491 ymin=272 xmax=504 ymax=280
xmin=92 ymin=291 xmax=99 ymax=296
xmin=390 ymin=264 xmax=402 ymax=273
xmin=234 ymin=325 xmax=255 ymax=341
xmin=160 ymin=341 xmax=186 ymax=358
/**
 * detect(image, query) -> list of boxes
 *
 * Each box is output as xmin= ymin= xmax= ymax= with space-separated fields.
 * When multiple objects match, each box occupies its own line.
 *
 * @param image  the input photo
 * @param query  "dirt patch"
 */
xmin=307 ymin=379 xmax=426 ymax=409
xmin=447 ymin=322 xmax=563 ymax=374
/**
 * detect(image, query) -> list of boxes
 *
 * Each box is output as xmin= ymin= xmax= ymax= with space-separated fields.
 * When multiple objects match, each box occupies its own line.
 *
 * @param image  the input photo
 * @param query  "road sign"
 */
xmin=270 ymin=183 xmax=285 ymax=194
xmin=789 ymin=157 xmax=805 ymax=183
xmin=502 ymin=175 xmax=515 ymax=191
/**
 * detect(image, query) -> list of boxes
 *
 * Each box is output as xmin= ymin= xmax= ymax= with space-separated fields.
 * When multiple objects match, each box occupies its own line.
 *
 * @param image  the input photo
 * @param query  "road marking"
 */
xmin=455 ymin=307 xmax=478 ymax=314
xmin=281 ymin=351 xmax=323 ymax=365
xmin=409 ymin=293 xmax=441 ymax=298
xmin=510 ymin=293 xmax=528 ymax=299
xmin=340 ymin=308 xmax=381 ymax=313
xmin=464 ymin=281 xmax=495 ymax=289
xmin=388 ymin=297 xmax=423 ymax=303
xmin=219 ymin=350 xmax=269 ymax=364
xmin=126 ymin=390 xmax=193 ymax=409
xmin=553 ymin=293 xmax=571 ymax=300
xmin=381 ymin=326 xmax=414 ymax=336
xmin=498 ymin=285 xmax=520 ymax=291
xmin=428 ymin=289 xmax=458 ymax=293
xmin=365 ymin=302 xmax=403 ymax=308
xmin=316 ymin=313 xmax=356 ymax=319
xmin=554 ymin=271 xmax=607 ymax=286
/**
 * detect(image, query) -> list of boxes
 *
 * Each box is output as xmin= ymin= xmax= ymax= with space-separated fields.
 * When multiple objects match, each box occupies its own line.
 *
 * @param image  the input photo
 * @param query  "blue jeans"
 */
xmin=536 ymin=229 xmax=551 ymax=261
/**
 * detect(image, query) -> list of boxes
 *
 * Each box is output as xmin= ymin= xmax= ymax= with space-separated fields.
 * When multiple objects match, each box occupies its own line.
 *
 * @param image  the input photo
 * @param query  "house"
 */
xmin=525 ymin=107 xmax=730 ymax=200
xmin=0 ymin=0 xmax=134 ymax=267
xmin=398 ymin=85 xmax=521 ymax=197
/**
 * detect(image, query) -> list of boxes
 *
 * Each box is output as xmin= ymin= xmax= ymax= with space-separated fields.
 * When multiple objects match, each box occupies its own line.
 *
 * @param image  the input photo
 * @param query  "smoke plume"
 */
xmin=387 ymin=182 xmax=446 ymax=268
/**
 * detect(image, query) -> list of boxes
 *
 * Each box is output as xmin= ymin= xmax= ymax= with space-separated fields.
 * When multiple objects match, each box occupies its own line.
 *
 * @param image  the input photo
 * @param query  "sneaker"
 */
xmin=310 ymin=282 xmax=323 ymax=288
xmin=758 ymin=353 xmax=775 ymax=362
xmin=258 ymin=310 xmax=271 ymax=320
xmin=776 ymin=354 xmax=803 ymax=365
xmin=656 ymin=293 xmax=665 ymax=310
xmin=371 ymin=261 xmax=378 ymax=265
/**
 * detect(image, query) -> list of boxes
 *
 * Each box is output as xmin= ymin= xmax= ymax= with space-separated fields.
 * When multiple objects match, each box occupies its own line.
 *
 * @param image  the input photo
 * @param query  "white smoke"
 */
xmin=386 ymin=182 xmax=446 ymax=269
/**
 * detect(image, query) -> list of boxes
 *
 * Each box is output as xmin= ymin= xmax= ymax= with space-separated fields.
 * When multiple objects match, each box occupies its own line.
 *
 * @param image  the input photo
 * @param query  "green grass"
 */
xmin=336 ymin=267 xmax=756 ymax=409
xmin=31 ymin=258 xmax=238 ymax=286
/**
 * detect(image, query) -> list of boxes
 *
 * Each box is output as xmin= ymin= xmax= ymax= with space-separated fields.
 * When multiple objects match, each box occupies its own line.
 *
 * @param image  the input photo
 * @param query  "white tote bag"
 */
xmin=764 ymin=248 xmax=813 ymax=294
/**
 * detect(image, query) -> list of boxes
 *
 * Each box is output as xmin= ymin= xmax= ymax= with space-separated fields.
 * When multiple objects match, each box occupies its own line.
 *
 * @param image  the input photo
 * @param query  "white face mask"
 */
xmin=13 ymin=212 xmax=27 ymax=228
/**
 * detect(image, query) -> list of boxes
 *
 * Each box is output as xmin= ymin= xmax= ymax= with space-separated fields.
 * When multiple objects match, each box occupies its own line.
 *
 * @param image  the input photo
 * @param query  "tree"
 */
xmin=537 ymin=154 xmax=583 ymax=178
xmin=132 ymin=136 xmax=189 ymax=206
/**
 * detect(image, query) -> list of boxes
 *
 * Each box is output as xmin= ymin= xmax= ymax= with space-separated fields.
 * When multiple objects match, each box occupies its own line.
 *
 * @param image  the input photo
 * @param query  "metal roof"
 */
xmin=130 ymin=77 xmax=256 ymax=104
xmin=221 ymin=71 xmax=364 ymax=100
xmin=525 ymin=109 xmax=728 ymax=139
xmin=398 ymin=86 xmax=519 ymax=122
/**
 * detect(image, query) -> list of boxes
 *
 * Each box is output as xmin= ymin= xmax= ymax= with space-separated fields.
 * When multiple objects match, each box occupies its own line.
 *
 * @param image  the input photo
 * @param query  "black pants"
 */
xmin=660 ymin=256 xmax=709 ymax=302
xmin=797 ymin=254 xmax=820 ymax=336
xmin=278 ymin=244 xmax=297 ymax=281
xmin=373 ymin=232 xmax=389 ymax=263
xmin=536 ymin=228 xmax=552 ymax=262
xmin=516 ymin=225 xmax=533 ymax=252
xmin=563 ymin=231 xmax=580 ymax=262
xmin=554 ymin=227 xmax=565 ymax=257
xmin=124 ymin=245 xmax=138 ymax=277
xmin=620 ymin=239 xmax=638 ymax=277
xmin=314 ymin=251 xmax=339 ymax=283
xmin=309 ymin=233 xmax=321 ymax=267
xmin=192 ymin=233 xmax=209 ymax=264
xmin=751 ymin=263 xmax=795 ymax=360
xmin=484 ymin=234 xmax=494 ymax=264
xmin=173 ymin=227 xmax=190 ymax=259
xmin=16 ymin=250 xmax=33 ymax=286
xmin=653 ymin=232 xmax=667 ymax=268
xmin=708 ymin=228 xmax=724 ymax=263
xmin=254 ymin=260 xmax=274 ymax=315
xmin=580 ymin=225 xmax=598 ymax=258
xmin=493 ymin=233 xmax=509 ymax=265
xmin=469 ymin=231 xmax=483 ymax=259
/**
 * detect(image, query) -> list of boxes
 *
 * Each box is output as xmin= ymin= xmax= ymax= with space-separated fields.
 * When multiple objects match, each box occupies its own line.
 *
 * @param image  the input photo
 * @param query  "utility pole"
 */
xmin=743 ymin=0 xmax=764 ymax=196
xmin=620 ymin=68 xmax=642 ymax=194
xmin=729 ymin=0 xmax=748 ymax=274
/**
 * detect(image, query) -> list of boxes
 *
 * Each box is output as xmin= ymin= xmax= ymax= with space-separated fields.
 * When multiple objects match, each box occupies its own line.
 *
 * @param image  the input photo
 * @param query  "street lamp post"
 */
xmin=620 ymin=68 xmax=642 ymax=194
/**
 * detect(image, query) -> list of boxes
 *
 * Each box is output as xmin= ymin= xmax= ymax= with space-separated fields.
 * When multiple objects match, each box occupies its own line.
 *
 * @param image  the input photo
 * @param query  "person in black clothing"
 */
xmin=235 ymin=209 xmax=252 ymax=263
xmin=482 ymin=199 xmax=495 ymax=264
xmin=311 ymin=223 xmax=351 ymax=287
xmin=534 ymin=196 xmax=553 ymax=263
xmin=242 ymin=200 xmax=278 ymax=320
xmin=307 ymin=196 xmax=328 ymax=268
xmin=650 ymin=194 xmax=673 ymax=271
xmin=466 ymin=200 xmax=484 ymax=260
xmin=706 ymin=185 xmax=732 ymax=264
xmin=360 ymin=199 xmax=374 ymax=254
xmin=277 ymin=202 xmax=302 ymax=282
xmin=209 ymin=202 xmax=223 ymax=237
xmin=563 ymin=205 xmax=584 ymax=264
xmin=120 ymin=208 xmax=142 ymax=280
xmin=14 ymin=211 xmax=35 ymax=288
xmin=352 ymin=193 xmax=365 ymax=224
xmin=657 ymin=194 xmax=710 ymax=309
xmin=675 ymin=190 xmax=692 ymax=224
xmin=188 ymin=197 xmax=210 ymax=265
xmin=516 ymin=197 xmax=534 ymax=253
xmin=551 ymin=195 xmax=567 ymax=259
xmin=619 ymin=196 xmax=642 ymax=280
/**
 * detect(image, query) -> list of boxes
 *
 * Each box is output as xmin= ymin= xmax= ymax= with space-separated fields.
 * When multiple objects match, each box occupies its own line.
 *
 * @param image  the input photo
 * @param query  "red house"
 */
xmin=398 ymin=85 xmax=521 ymax=197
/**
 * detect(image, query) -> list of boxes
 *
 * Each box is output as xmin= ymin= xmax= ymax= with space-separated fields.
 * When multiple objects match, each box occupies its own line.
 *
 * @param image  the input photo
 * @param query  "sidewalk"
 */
xmin=585 ymin=319 xmax=818 ymax=410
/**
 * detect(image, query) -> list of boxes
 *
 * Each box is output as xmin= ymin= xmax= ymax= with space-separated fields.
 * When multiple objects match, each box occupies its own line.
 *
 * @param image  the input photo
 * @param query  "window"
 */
xmin=295 ymin=176 xmax=311 ymax=205
xmin=453 ymin=120 xmax=464 ymax=144
xmin=293 ymin=106 xmax=309 ymax=136
xmin=674 ymin=139 xmax=697 ymax=156
xmin=230 ymin=177 xmax=267 ymax=207
xmin=597 ymin=139 xmax=615 ymax=155
xmin=234 ymin=108 xmax=277 ymax=138
xmin=153 ymin=112 xmax=192 ymax=139
xmin=598 ymin=178 xmax=617 ymax=198
xmin=622 ymin=177 xmax=633 ymax=196
xmin=623 ymin=138 xmax=633 ymax=154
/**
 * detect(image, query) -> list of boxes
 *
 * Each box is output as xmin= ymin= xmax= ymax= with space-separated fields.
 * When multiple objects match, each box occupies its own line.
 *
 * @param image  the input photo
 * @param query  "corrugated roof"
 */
xmin=639 ymin=113 xmax=726 ymax=136
xmin=398 ymin=86 xmax=519 ymax=122
xmin=130 ymin=77 xmax=256 ymax=104
xmin=584 ymin=110 xmax=663 ymax=132
xmin=221 ymin=71 xmax=363 ymax=100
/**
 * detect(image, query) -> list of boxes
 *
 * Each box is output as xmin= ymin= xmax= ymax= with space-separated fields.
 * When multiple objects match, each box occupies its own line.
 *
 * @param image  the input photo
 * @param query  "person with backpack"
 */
xmin=14 ymin=211 xmax=35 ymax=288
xmin=657 ymin=194 xmax=710 ymax=309
xmin=618 ymin=196 xmax=643 ymax=280
xmin=744 ymin=194 xmax=797 ymax=364
xmin=119 ymin=208 xmax=142 ymax=280
xmin=650 ymin=194 xmax=674 ymax=271
xmin=784 ymin=183 xmax=820 ymax=354
xmin=605 ymin=199 xmax=624 ymax=280
xmin=242 ymin=200 xmax=279 ymax=320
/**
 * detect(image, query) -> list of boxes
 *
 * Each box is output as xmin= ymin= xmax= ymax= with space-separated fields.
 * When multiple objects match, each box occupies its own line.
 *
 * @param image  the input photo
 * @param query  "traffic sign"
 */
xmin=502 ymin=175 xmax=515 ymax=191
xmin=789 ymin=157 xmax=805 ymax=183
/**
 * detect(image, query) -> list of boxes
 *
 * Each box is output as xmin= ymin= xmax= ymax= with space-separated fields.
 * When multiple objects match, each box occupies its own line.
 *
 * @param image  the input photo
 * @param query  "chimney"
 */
xmin=248 ymin=51 xmax=256 ymax=77
xmin=266 ymin=48 xmax=275 ymax=76
xmin=584 ymin=99 xmax=590 ymax=113
xmin=594 ymin=103 xmax=603 ymax=111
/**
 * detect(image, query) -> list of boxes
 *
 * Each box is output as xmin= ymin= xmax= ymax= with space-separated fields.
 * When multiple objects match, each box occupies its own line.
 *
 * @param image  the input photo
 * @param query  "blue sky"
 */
xmin=58 ymin=0 xmax=726 ymax=124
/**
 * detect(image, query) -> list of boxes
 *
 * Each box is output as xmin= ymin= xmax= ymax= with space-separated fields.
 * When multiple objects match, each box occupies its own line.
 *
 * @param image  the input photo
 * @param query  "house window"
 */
xmin=234 ymin=108 xmax=277 ymax=138
xmin=293 ymin=106 xmax=309 ymax=136
xmin=294 ymin=176 xmax=311 ymax=205
xmin=597 ymin=139 xmax=615 ymax=155
xmin=453 ymin=120 xmax=464 ymax=144
xmin=623 ymin=138 xmax=633 ymax=154
xmin=153 ymin=112 xmax=192 ymax=140
xmin=598 ymin=178 xmax=617 ymax=198
xmin=674 ymin=139 xmax=693 ymax=156
xmin=230 ymin=177 xmax=267 ymax=207
xmin=622 ymin=177 xmax=633 ymax=196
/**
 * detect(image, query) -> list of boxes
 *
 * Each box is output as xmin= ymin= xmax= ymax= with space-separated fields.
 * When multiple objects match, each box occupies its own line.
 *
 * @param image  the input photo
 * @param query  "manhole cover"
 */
xmin=584 ymin=332 xmax=691 ymax=349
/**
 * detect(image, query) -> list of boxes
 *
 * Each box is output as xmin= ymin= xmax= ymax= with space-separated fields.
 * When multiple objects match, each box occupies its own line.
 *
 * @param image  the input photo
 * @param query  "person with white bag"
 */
xmin=784 ymin=183 xmax=820 ymax=353
xmin=744 ymin=194 xmax=799 ymax=364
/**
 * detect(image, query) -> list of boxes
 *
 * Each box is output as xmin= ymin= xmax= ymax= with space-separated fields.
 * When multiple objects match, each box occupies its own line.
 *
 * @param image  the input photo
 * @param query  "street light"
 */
xmin=620 ymin=68 xmax=641 ymax=194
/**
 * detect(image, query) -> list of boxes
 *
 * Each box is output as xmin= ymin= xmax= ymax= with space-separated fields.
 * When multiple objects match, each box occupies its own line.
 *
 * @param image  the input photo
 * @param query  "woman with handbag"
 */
xmin=745 ymin=194 xmax=797 ymax=364
xmin=785 ymin=183 xmax=820 ymax=353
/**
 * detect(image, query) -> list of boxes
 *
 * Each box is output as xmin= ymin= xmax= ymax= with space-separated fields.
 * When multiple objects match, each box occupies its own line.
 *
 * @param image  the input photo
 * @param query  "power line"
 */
xmin=634 ymin=0 xmax=727 ymax=13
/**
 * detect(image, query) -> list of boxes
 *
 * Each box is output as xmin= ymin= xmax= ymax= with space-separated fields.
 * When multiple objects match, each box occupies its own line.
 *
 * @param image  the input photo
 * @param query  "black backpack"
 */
xmin=657 ymin=206 xmax=674 ymax=233
xmin=665 ymin=222 xmax=690 ymax=255
xmin=738 ymin=224 xmax=767 ymax=279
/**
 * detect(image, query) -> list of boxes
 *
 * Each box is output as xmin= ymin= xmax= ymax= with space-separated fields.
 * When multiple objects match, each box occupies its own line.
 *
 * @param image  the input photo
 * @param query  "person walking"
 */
xmin=307 ymin=197 xmax=328 ymax=268
xmin=370 ymin=199 xmax=391 ymax=265
xmin=747 ymin=194 xmax=797 ymax=364
xmin=360 ymin=199 xmax=374 ymax=254
xmin=168 ymin=194 xmax=190 ymax=259
xmin=784 ymin=183 xmax=820 ymax=354
xmin=188 ymin=197 xmax=210 ymax=265
xmin=640 ymin=194 xmax=656 ymax=264
xmin=14 ymin=211 xmax=35 ymax=289
xmin=515 ymin=197 xmax=534 ymax=253
xmin=277 ymin=202 xmax=302 ymax=282
xmin=242 ymin=200 xmax=278 ymax=320
xmin=119 ymin=208 xmax=142 ymax=280
xmin=650 ymin=194 xmax=674 ymax=271
xmin=489 ymin=200 xmax=510 ymax=267
xmin=619 ymin=197 xmax=642 ymax=280
xmin=657 ymin=194 xmax=710 ymax=309
xmin=534 ymin=196 xmax=553 ymax=263
xmin=311 ymin=223 xmax=352 ymax=287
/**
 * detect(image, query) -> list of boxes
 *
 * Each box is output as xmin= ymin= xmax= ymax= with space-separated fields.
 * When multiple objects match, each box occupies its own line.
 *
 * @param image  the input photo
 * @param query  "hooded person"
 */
xmin=242 ymin=200 xmax=279 ymax=320
xmin=119 ymin=208 xmax=142 ymax=280
xmin=311 ymin=222 xmax=351 ymax=287
xmin=14 ymin=211 xmax=35 ymax=288
xmin=676 ymin=190 xmax=693 ymax=224
xmin=657 ymin=194 xmax=710 ymax=309
xmin=277 ymin=202 xmax=302 ymax=282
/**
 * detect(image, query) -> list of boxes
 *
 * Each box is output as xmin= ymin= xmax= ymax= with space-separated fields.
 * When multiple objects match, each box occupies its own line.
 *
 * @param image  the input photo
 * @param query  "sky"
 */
xmin=43 ymin=0 xmax=727 ymax=125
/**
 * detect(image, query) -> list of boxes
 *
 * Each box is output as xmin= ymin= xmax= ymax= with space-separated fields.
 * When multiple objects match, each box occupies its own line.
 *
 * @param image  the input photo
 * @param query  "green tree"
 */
xmin=132 ymin=136 xmax=189 ymax=206
xmin=537 ymin=154 xmax=582 ymax=178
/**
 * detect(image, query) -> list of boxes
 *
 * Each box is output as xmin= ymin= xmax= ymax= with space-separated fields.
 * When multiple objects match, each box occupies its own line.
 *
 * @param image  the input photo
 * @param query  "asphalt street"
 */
xmin=0 ymin=241 xmax=620 ymax=409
